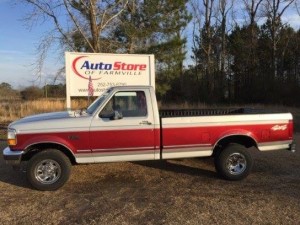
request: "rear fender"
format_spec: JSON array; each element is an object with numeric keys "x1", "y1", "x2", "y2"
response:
[{"x1": 213, "y1": 130, "x2": 258, "y2": 151}]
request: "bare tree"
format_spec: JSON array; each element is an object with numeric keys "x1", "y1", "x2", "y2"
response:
[
  {"x1": 240, "y1": 0, "x2": 263, "y2": 95},
  {"x1": 190, "y1": 0, "x2": 219, "y2": 101},
  {"x1": 243, "y1": 0, "x2": 264, "y2": 49},
  {"x1": 190, "y1": 0, "x2": 203, "y2": 102},
  {"x1": 263, "y1": 0, "x2": 295, "y2": 77},
  {"x1": 190, "y1": 0, "x2": 215, "y2": 70},
  {"x1": 22, "y1": 0, "x2": 129, "y2": 80},
  {"x1": 295, "y1": 0, "x2": 300, "y2": 15},
  {"x1": 243, "y1": 0, "x2": 264, "y2": 26},
  {"x1": 190, "y1": 0, "x2": 202, "y2": 67},
  {"x1": 216, "y1": 0, "x2": 234, "y2": 100},
  {"x1": 217, "y1": 0, "x2": 234, "y2": 72},
  {"x1": 203, "y1": 0, "x2": 215, "y2": 77}
]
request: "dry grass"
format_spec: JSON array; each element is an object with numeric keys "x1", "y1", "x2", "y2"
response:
[{"x1": 0, "y1": 98, "x2": 89, "y2": 123}]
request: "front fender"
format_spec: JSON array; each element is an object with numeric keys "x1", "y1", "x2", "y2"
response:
[{"x1": 18, "y1": 134, "x2": 77, "y2": 153}]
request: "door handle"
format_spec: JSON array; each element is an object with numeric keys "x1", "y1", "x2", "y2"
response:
[{"x1": 139, "y1": 121, "x2": 152, "y2": 125}]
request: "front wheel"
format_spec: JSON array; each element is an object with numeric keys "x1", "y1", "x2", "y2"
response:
[
  {"x1": 26, "y1": 149, "x2": 71, "y2": 191},
  {"x1": 214, "y1": 144, "x2": 253, "y2": 180}
]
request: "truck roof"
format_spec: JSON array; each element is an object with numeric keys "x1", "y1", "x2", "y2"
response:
[{"x1": 110, "y1": 85, "x2": 154, "y2": 90}]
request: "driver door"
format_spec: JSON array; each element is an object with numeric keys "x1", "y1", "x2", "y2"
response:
[{"x1": 89, "y1": 89, "x2": 155, "y2": 162}]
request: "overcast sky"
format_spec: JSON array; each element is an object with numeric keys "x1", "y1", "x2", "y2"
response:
[{"x1": 1, "y1": 0, "x2": 300, "y2": 89}]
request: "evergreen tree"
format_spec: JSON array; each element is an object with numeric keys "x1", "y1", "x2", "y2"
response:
[{"x1": 114, "y1": 0, "x2": 191, "y2": 100}]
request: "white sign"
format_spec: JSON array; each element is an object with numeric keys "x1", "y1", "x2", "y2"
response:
[{"x1": 65, "y1": 52, "x2": 155, "y2": 108}]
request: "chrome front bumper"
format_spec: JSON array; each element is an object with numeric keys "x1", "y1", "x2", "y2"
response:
[{"x1": 3, "y1": 147, "x2": 24, "y2": 165}]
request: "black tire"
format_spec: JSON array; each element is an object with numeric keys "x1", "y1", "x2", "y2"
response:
[
  {"x1": 214, "y1": 144, "x2": 253, "y2": 180},
  {"x1": 26, "y1": 149, "x2": 71, "y2": 191}
]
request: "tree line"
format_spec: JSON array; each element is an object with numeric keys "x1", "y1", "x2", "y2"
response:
[
  {"x1": 21, "y1": 0, "x2": 300, "y2": 105},
  {"x1": 0, "y1": 83, "x2": 65, "y2": 100}
]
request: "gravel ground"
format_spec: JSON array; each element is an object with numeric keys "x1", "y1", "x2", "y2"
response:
[{"x1": 0, "y1": 135, "x2": 299, "y2": 225}]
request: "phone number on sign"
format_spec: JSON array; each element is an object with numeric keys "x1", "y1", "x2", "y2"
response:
[{"x1": 97, "y1": 82, "x2": 127, "y2": 88}]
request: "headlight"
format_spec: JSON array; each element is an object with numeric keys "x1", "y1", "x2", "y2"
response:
[{"x1": 7, "y1": 128, "x2": 17, "y2": 146}]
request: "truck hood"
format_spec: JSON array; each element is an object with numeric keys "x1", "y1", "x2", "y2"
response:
[
  {"x1": 9, "y1": 111, "x2": 91, "y2": 133},
  {"x1": 10, "y1": 111, "x2": 75, "y2": 125}
]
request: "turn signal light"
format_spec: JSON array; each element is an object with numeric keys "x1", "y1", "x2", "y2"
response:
[
  {"x1": 8, "y1": 139, "x2": 17, "y2": 146},
  {"x1": 7, "y1": 128, "x2": 17, "y2": 146}
]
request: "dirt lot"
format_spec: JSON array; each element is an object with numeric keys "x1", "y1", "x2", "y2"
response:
[{"x1": 0, "y1": 136, "x2": 300, "y2": 225}]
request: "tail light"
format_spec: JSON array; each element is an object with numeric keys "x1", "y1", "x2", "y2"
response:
[{"x1": 288, "y1": 120, "x2": 294, "y2": 139}]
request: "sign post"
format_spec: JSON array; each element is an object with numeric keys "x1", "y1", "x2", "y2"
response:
[{"x1": 65, "y1": 52, "x2": 155, "y2": 109}]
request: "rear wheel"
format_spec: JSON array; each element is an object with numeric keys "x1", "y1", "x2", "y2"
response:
[
  {"x1": 26, "y1": 149, "x2": 71, "y2": 191},
  {"x1": 214, "y1": 144, "x2": 253, "y2": 180}
]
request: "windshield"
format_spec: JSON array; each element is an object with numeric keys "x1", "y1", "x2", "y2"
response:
[{"x1": 86, "y1": 88, "x2": 112, "y2": 114}]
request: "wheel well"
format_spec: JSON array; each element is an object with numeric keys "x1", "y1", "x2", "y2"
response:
[
  {"x1": 23, "y1": 143, "x2": 76, "y2": 164},
  {"x1": 213, "y1": 135, "x2": 258, "y2": 155}
]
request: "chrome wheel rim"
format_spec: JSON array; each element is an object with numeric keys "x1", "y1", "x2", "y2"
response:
[
  {"x1": 226, "y1": 153, "x2": 247, "y2": 175},
  {"x1": 34, "y1": 159, "x2": 61, "y2": 184}
]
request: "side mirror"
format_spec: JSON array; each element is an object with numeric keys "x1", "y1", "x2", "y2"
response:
[{"x1": 109, "y1": 111, "x2": 123, "y2": 120}]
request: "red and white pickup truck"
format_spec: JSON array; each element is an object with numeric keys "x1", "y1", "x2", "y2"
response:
[{"x1": 3, "y1": 86, "x2": 296, "y2": 190}]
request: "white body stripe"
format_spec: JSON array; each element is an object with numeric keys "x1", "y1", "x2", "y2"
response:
[
  {"x1": 258, "y1": 140, "x2": 292, "y2": 151},
  {"x1": 163, "y1": 150, "x2": 213, "y2": 159},
  {"x1": 162, "y1": 113, "x2": 292, "y2": 128},
  {"x1": 76, "y1": 152, "x2": 154, "y2": 163}
]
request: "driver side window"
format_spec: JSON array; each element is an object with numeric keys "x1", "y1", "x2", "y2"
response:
[{"x1": 100, "y1": 91, "x2": 147, "y2": 118}]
